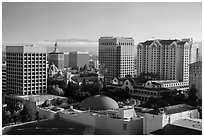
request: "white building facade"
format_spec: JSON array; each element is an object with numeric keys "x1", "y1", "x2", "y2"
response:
[
  {"x1": 137, "y1": 39, "x2": 190, "y2": 81},
  {"x1": 143, "y1": 104, "x2": 200, "y2": 134},
  {"x1": 6, "y1": 45, "x2": 47, "y2": 95}
]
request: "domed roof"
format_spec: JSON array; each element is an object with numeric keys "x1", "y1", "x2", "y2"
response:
[{"x1": 79, "y1": 95, "x2": 119, "y2": 110}]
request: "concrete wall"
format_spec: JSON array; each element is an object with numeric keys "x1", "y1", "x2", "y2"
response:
[
  {"x1": 59, "y1": 110, "x2": 143, "y2": 135},
  {"x1": 128, "y1": 118, "x2": 143, "y2": 135},
  {"x1": 59, "y1": 111, "x2": 95, "y2": 127},
  {"x1": 143, "y1": 113, "x2": 162, "y2": 134}
]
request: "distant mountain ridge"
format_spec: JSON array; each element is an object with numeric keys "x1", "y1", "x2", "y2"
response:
[{"x1": 45, "y1": 38, "x2": 97, "y2": 43}]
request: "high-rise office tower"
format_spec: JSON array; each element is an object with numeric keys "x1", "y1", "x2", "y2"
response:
[
  {"x1": 48, "y1": 42, "x2": 64, "y2": 70},
  {"x1": 137, "y1": 39, "x2": 190, "y2": 81},
  {"x1": 6, "y1": 45, "x2": 47, "y2": 95},
  {"x1": 99, "y1": 37, "x2": 134, "y2": 80},
  {"x1": 69, "y1": 51, "x2": 89, "y2": 69},
  {"x1": 189, "y1": 61, "x2": 202, "y2": 101}
]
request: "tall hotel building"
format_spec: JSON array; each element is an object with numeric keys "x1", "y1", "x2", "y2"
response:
[
  {"x1": 99, "y1": 37, "x2": 134, "y2": 80},
  {"x1": 137, "y1": 39, "x2": 190, "y2": 81},
  {"x1": 6, "y1": 45, "x2": 47, "y2": 95}
]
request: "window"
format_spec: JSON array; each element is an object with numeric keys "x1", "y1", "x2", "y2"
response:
[{"x1": 123, "y1": 123, "x2": 127, "y2": 130}]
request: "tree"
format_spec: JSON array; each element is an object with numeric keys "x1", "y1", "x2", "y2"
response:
[
  {"x1": 186, "y1": 85, "x2": 198, "y2": 107},
  {"x1": 20, "y1": 105, "x2": 32, "y2": 122},
  {"x1": 2, "y1": 110, "x2": 11, "y2": 126},
  {"x1": 97, "y1": 79, "x2": 104, "y2": 93},
  {"x1": 148, "y1": 97, "x2": 157, "y2": 108},
  {"x1": 83, "y1": 64, "x2": 89, "y2": 72},
  {"x1": 35, "y1": 111, "x2": 39, "y2": 121},
  {"x1": 42, "y1": 100, "x2": 51, "y2": 108},
  {"x1": 156, "y1": 99, "x2": 169, "y2": 108},
  {"x1": 51, "y1": 85, "x2": 64, "y2": 96},
  {"x1": 56, "y1": 98, "x2": 63, "y2": 106}
]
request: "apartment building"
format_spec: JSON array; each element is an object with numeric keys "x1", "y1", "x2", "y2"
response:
[{"x1": 137, "y1": 39, "x2": 190, "y2": 81}]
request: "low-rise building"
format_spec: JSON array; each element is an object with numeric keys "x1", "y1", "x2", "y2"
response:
[
  {"x1": 108, "y1": 78, "x2": 186, "y2": 101},
  {"x1": 144, "y1": 80, "x2": 189, "y2": 91},
  {"x1": 37, "y1": 95, "x2": 143, "y2": 135},
  {"x1": 151, "y1": 118, "x2": 202, "y2": 135},
  {"x1": 143, "y1": 104, "x2": 200, "y2": 134}
]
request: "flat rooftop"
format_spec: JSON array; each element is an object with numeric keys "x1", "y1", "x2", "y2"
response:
[
  {"x1": 147, "y1": 104, "x2": 197, "y2": 115},
  {"x1": 3, "y1": 118, "x2": 88, "y2": 135},
  {"x1": 151, "y1": 118, "x2": 202, "y2": 135},
  {"x1": 172, "y1": 118, "x2": 202, "y2": 131}
]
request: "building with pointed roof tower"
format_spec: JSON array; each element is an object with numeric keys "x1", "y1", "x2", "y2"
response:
[{"x1": 48, "y1": 42, "x2": 64, "y2": 70}]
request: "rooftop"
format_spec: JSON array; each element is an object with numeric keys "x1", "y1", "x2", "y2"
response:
[
  {"x1": 133, "y1": 85, "x2": 171, "y2": 92},
  {"x1": 177, "y1": 41, "x2": 187, "y2": 45},
  {"x1": 158, "y1": 39, "x2": 179, "y2": 45},
  {"x1": 171, "y1": 118, "x2": 202, "y2": 131},
  {"x1": 71, "y1": 75, "x2": 98, "y2": 83},
  {"x1": 2, "y1": 118, "x2": 88, "y2": 135},
  {"x1": 141, "y1": 40, "x2": 154, "y2": 45},
  {"x1": 147, "y1": 104, "x2": 197, "y2": 115},
  {"x1": 149, "y1": 80, "x2": 179, "y2": 85},
  {"x1": 151, "y1": 124, "x2": 202, "y2": 135},
  {"x1": 79, "y1": 95, "x2": 119, "y2": 110},
  {"x1": 189, "y1": 61, "x2": 202, "y2": 67}
]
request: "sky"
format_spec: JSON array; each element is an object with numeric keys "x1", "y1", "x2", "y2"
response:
[{"x1": 2, "y1": 2, "x2": 202, "y2": 44}]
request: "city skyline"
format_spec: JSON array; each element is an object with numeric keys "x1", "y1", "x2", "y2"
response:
[{"x1": 2, "y1": 2, "x2": 202, "y2": 44}]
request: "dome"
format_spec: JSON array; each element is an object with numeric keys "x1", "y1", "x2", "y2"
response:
[{"x1": 79, "y1": 95, "x2": 119, "y2": 110}]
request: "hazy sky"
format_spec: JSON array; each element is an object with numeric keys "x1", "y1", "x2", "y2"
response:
[{"x1": 2, "y1": 2, "x2": 202, "y2": 43}]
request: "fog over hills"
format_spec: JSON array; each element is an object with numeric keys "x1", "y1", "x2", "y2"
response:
[
  {"x1": 2, "y1": 39, "x2": 202, "y2": 57},
  {"x1": 2, "y1": 39, "x2": 99, "y2": 55}
]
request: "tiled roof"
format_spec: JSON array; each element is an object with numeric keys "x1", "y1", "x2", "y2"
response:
[
  {"x1": 133, "y1": 85, "x2": 171, "y2": 92},
  {"x1": 150, "y1": 80, "x2": 179, "y2": 85},
  {"x1": 146, "y1": 104, "x2": 196, "y2": 115},
  {"x1": 158, "y1": 40, "x2": 178, "y2": 45},
  {"x1": 117, "y1": 78, "x2": 136, "y2": 85},
  {"x1": 177, "y1": 41, "x2": 187, "y2": 45},
  {"x1": 141, "y1": 40, "x2": 154, "y2": 45}
]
